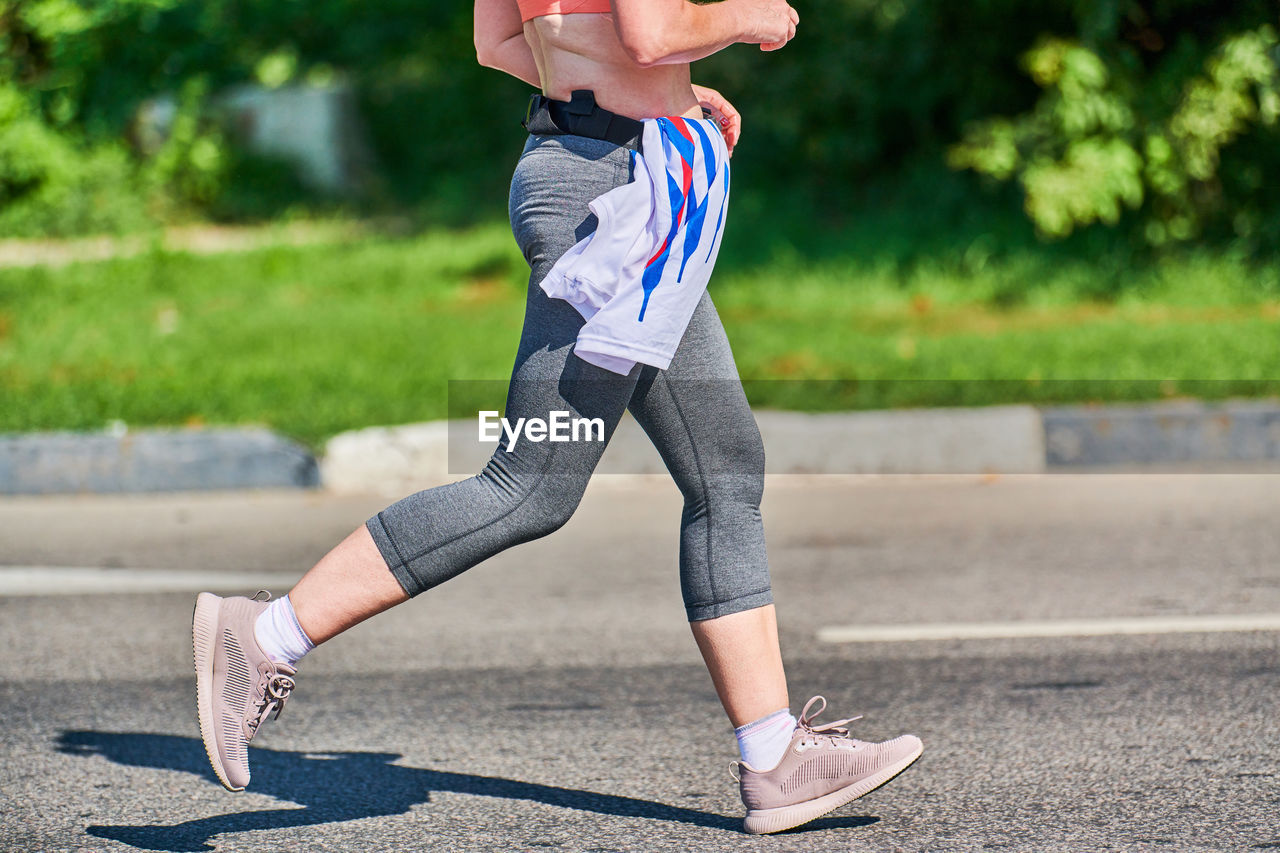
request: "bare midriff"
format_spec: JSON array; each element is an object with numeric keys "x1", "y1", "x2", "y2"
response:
[{"x1": 523, "y1": 13, "x2": 703, "y2": 121}]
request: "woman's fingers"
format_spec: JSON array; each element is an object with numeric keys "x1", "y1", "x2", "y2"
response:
[
  {"x1": 720, "y1": 105, "x2": 742, "y2": 155},
  {"x1": 692, "y1": 83, "x2": 742, "y2": 155},
  {"x1": 759, "y1": 31, "x2": 792, "y2": 50}
]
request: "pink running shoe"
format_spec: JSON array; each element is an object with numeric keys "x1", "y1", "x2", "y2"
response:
[
  {"x1": 192, "y1": 591, "x2": 297, "y2": 792},
  {"x1": 735, "y1": 696, "x2": 923, "y2": 835}
]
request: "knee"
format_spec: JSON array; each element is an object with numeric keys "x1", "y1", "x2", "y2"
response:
[
  {"x1": 519, "y1": 483, "x2": 582, "y2": 540},
  {"x1": 479, "y1": 462, "x2": 587, "y2": 542},
  {"x1": 685, "y1": 424, "x2": 766, "y2": 509}
]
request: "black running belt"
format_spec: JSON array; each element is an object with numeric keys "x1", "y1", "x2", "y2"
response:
[{"x1": 522, "y1": 89, "x2": 644, "y2": 150}]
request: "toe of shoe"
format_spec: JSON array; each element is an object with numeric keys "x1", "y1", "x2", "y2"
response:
[
  {"x1": 885, "y1": 734, "x2": 924, "y2": 763},
  {"x1": 224, "y1": 762, "x2": 250, "y2": 791}
]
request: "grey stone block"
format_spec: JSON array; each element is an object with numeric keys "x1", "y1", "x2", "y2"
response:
[
  {"x1": 752, "y1": 406, "x2": 1045, "y2": 475},
  {"x1": 0, "y1": 429, "x2": 319, "y2": 494},
  {"x1": 1042, "y1": 399, "x2": 1280, "y2": 466}
]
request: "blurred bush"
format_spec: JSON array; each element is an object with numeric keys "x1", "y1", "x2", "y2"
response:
[
  {"x1": 0, "y1": 82, "x2": 149, "y2": 236},
  {"x1": 949, "y1": 19, "x2": 1279, "y2": 248},
  {"x1": 1, "y1": 0, "x2": 1277, "y2": 252}
]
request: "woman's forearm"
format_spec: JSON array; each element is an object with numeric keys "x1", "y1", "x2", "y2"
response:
[
  {"x1": 475, "y1": 0, "x2": 541, "y2": 87},
  {"x1": 478, "y1": 33, "x2": 541, "y2": 88}
]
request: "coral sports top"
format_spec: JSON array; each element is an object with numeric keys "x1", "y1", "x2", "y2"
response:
[{"x1": 517, "y1": 0, "x2": 610, "y2": 22}]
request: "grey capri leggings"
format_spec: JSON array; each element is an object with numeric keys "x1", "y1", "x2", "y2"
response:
[{"x1": 365, "y1": 132, "x2": 772, "y2": 621}]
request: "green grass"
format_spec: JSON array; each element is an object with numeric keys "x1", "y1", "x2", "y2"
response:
[
  {"x1": 718, "y1": 246, "x2": 1280, "y2": 410},
  {"x1": 2, "y1": 219, "x2": 1278, "y2": 450}
]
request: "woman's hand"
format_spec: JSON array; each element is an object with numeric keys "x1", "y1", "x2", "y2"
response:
[
  {"x1": 739, "y1": 0, "x2": 798, "y2": 51},
  {"x1": 692, "y1": 83, "x2": 742, "y2": 156}
]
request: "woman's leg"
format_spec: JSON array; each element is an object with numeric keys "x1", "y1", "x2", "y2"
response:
[
  {"x1": 193, "y1": 135, "x2": 642, "y2": 791},
  {"x1": 690, "y1": 604, "x2": 787, "y2": 727},
  {"x1": 628, "y1": 291, "x2": 924, "y2": 833},
  {"x1": 284, "y1": 135, "x2": 640, "y2": 644},
  {"x1": 288, "y1": 525, "x2": 405, "y2": 644},
  {"x1": 626, "y1": 291, "x2": 789, "y2": 727}
]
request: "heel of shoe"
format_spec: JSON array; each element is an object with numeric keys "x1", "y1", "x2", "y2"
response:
[{"x1": 192, "y1": 593, "x2": 220, "y2": 677}]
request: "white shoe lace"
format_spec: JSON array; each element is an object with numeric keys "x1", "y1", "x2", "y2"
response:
[
  {"x1": 246, "y1": 671, "x2": 295, "y2": 734},
  {"x1": 794, "y1": 695, "x2": 863, "y2": 747}
]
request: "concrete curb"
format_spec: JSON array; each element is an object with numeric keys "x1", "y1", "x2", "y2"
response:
[
  {"x1": 3, "y1": 399, "x2": 1278, "y2": 495},
  {"x1": 321, "y1": 399, "x2": 1280, "y2": 494},
  {"x1": 320, "y1": 405, "x2": 1046, "y2": 495},
  {"x1": 0, "y1": 428, "x2": 318, "y2": 495}
]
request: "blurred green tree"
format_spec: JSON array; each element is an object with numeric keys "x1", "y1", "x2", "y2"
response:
[
  {"x1": 948, "y1": 10, "x2": 1279, "y2": 246},
  {"x1": 2, "y1": 0, "x2": 1278, "y2": 252}
]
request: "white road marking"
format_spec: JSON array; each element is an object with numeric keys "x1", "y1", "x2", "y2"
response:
[
  {"x1": 816, "y1": 613, "x2": 1280, "y2": 643},
  {"x1": 0, "y1": 567, "x2": 302, "y2": 596}
]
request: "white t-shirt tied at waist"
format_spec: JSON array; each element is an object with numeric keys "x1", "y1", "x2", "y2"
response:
[{"x1": 539, "y1": 115, "x2": 731, "y2": 375}]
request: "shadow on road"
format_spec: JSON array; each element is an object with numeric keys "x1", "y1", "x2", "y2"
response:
[{"x1": 57, "y1": 731, "x2": 878, "y2": 851}]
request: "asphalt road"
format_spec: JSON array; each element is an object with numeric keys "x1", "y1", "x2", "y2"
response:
[{"x1": 1, "y1": 473, "x2": 1278, "y2": 852}]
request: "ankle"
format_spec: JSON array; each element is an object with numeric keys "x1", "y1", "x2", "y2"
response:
[
  {"x1": 253, "y1": 594, "x2": 315, "y2": 666},
  {"x1": 735, "y1": 708, "x2": 797, "y2": 771}
]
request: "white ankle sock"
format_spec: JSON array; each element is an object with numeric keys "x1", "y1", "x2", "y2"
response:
[
  {"x1": 253, "y1": 594, "x2": 314, "y2": 666},
  {"x1": 734, "y1": 708, "x2": 797, "y2": 771}
]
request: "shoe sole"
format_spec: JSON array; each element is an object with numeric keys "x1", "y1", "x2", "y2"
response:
[
  {"x1": 193, "y1": 592, "x2": 243, "y2": 792},
  {"x1": 742, "y1": 739, "x2": 924, "y2": 835}
]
